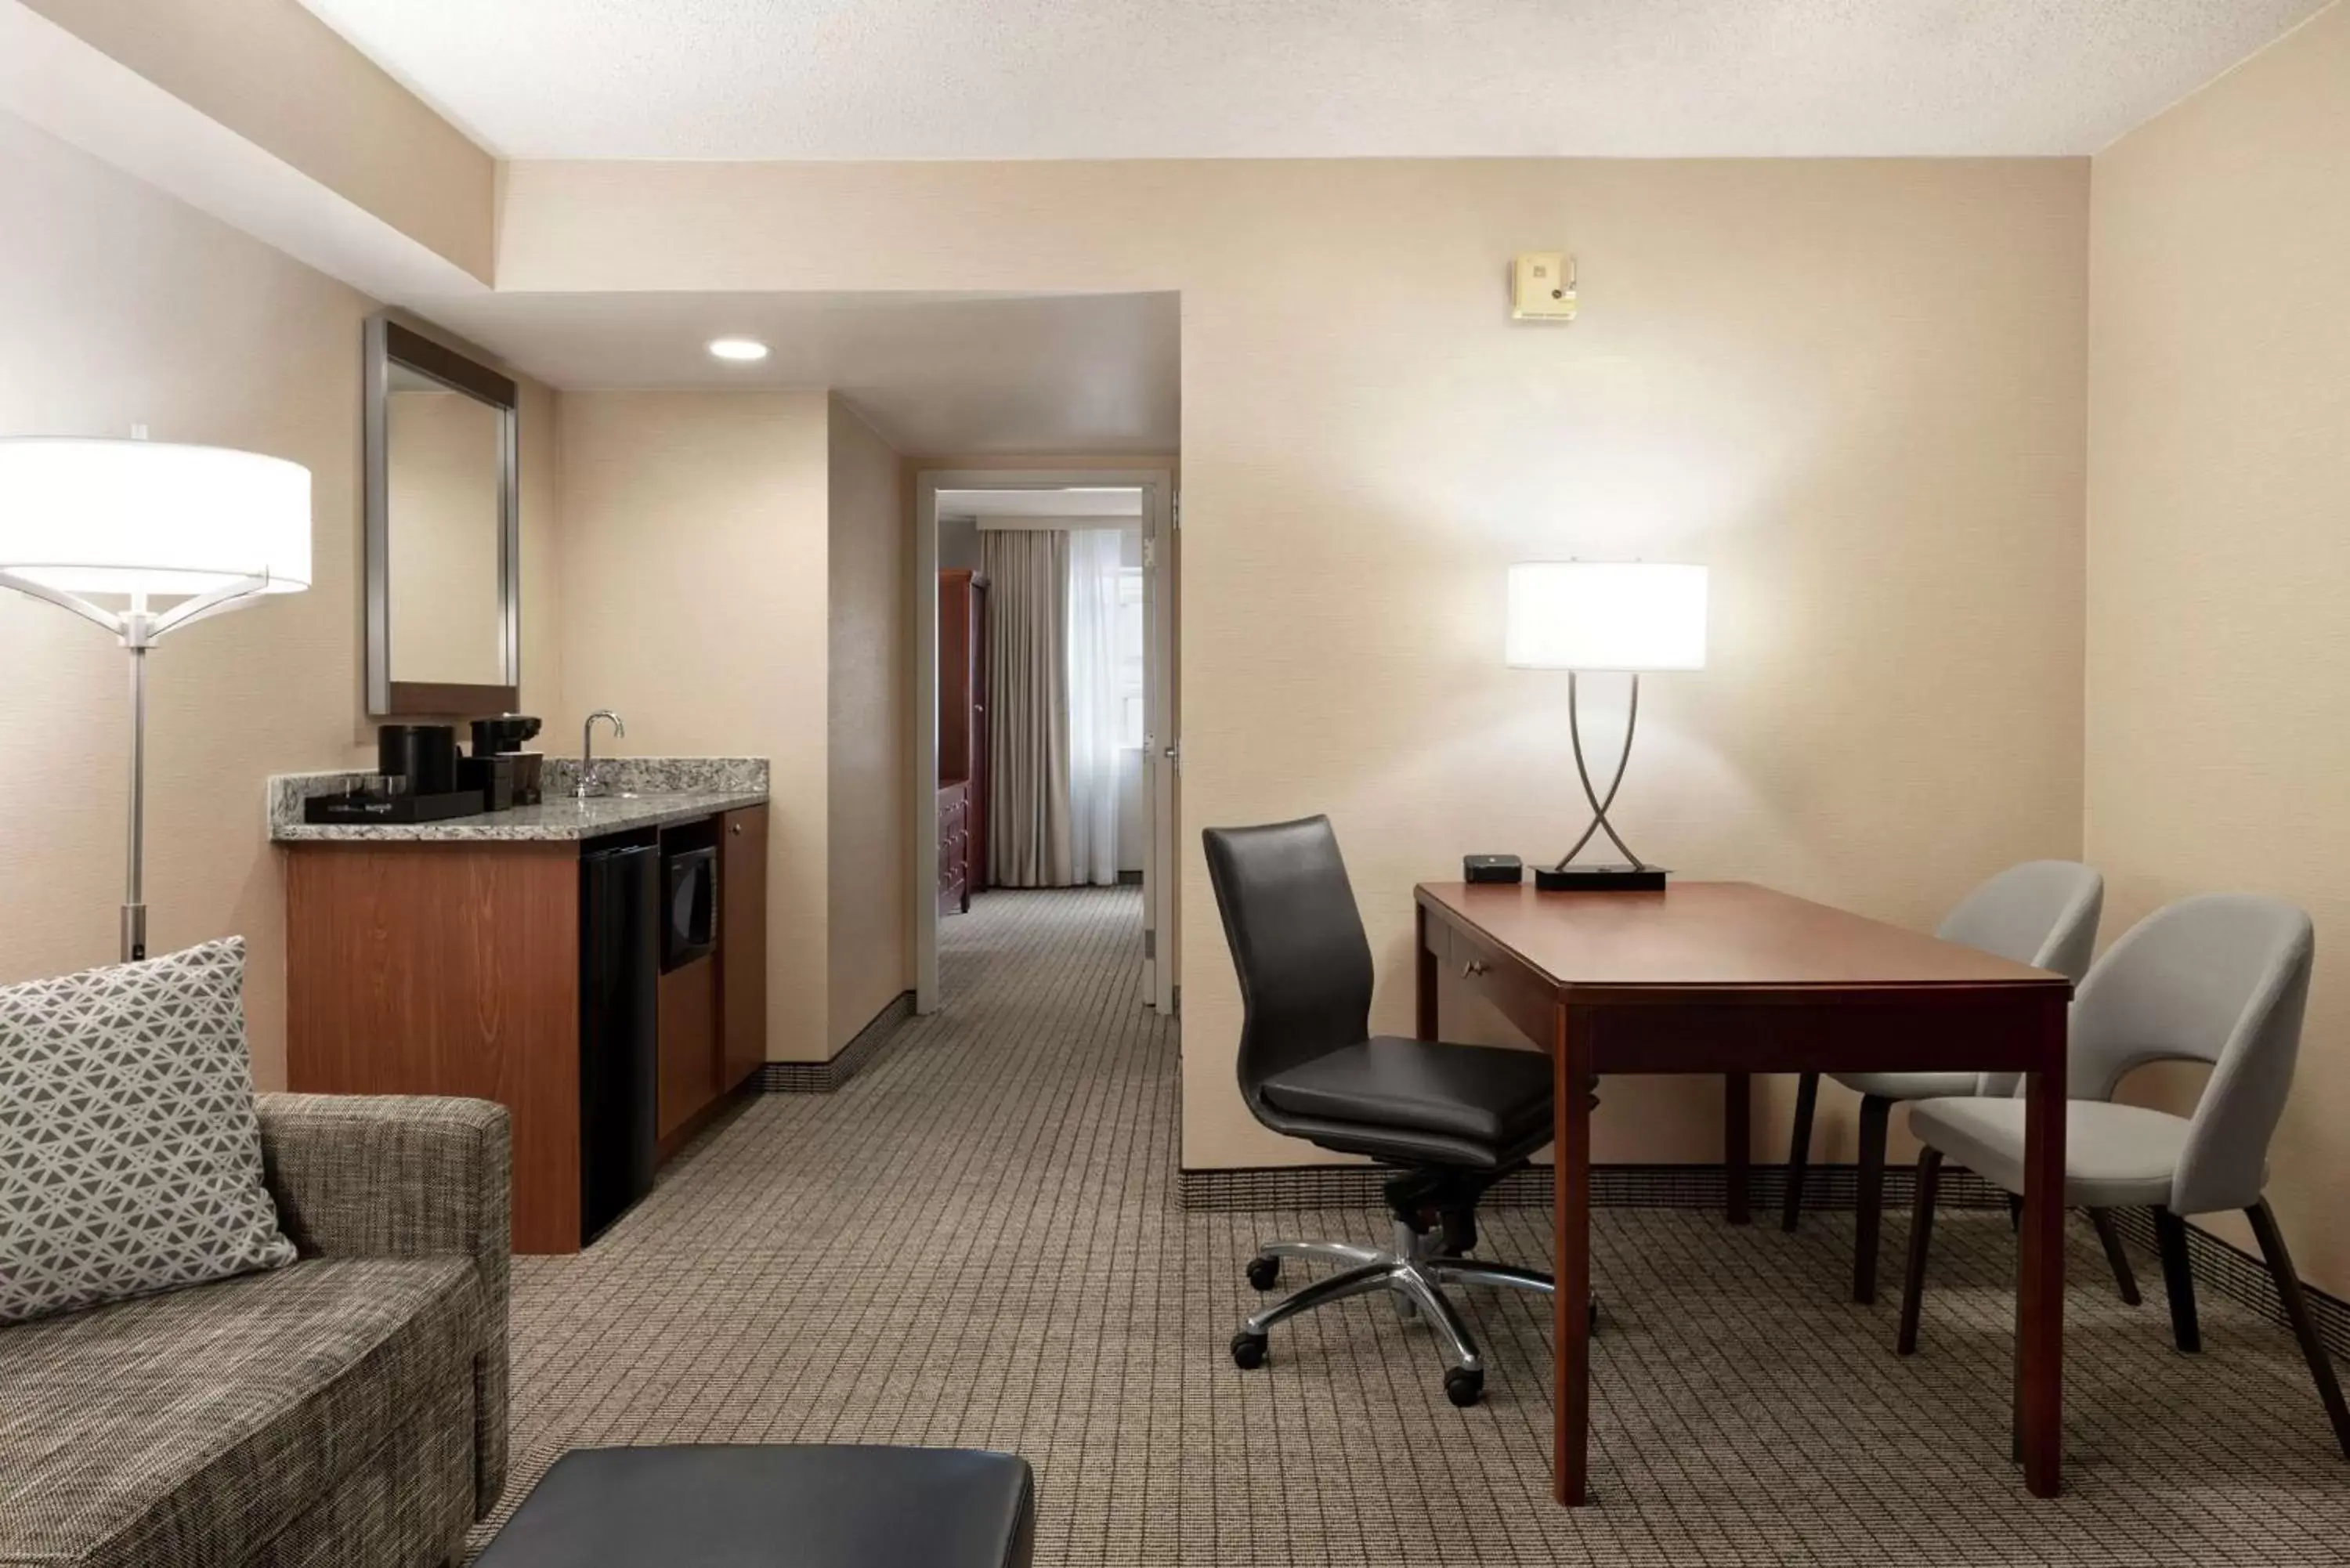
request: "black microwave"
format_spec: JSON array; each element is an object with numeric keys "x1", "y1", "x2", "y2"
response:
[{"x1": 663, "y1": 844, "x2": 717, "y2": 970}]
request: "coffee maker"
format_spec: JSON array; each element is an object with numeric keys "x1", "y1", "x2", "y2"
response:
[{"x1": 461, "y1": 714, "x2": 544, "y2": 809}]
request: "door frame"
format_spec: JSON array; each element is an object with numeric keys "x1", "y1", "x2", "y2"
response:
[{"x1": 913, "y1": 467, "x2": 1178, "y2": 1014}]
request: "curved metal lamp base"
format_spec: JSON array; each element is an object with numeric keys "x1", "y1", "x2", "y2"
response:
[
  {"x1": 1536, "y1": 863, "x2": 1668, "y2": 892},
  {"x1": 1546, "y1": 671, "x2": 1666, "y2": 889}
]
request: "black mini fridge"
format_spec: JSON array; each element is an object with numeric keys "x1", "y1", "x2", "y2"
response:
[{"x1": 579, "y1": 840, "x2": 659, "y2": 1243}]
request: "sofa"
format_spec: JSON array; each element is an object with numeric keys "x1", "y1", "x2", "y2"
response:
[{"x1": 0, "y1": 1094, "x2": 511, "y2": 1568}]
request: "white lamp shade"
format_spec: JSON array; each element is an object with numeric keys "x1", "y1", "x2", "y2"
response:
[
  {"x1": 0, "y1": 438, "x2": 311, "y2": 597},
  {"x1": 1506, "y1": 562, "x2": 1707, "y2": 671}
]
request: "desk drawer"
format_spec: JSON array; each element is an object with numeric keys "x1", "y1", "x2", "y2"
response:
[{"x1": 1447, "y1": 919, "x2": 1557, "y2": 1048}]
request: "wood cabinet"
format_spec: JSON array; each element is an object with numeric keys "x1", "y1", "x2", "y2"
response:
[
  {"x1": 939, "y1": 569, "x2": 990, "y2": 905},
  {"x1": 284, "y1": 803, "x2": 768, "y2": 1254},
  {"x1": 656, "y1": 956, "x2": 718, "y2": 1142},
  {"x1": 285, "y1": 840, "x2": 584, "y2": 1254},
  {"x1": 718, "y1": 804, "x2": 768, "y2": 1094}
]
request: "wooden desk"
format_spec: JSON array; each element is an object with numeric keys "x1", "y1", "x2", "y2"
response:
[{"x1": 1414, "y1": 880, "x2": 2071, "y2": 1506}]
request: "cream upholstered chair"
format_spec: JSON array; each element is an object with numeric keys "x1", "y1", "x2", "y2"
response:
[
  {"x1": 1896, "y1": 894, "x2": 2348, "y2": 1459},
  {"x1": 1781, "y1": 861, "x2": 2106, "y2": 1302}
]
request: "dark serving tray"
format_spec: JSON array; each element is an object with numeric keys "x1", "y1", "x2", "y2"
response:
[{"x1": 304, "y1": 789, "x2": 487, "y2": 825}]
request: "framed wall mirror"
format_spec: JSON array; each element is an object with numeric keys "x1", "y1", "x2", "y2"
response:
[{"x1": 364, "y1": 314, "x2": 520, "y2": 716}]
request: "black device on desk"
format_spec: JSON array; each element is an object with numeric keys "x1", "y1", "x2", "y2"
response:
[{"x1": 1464, "y1": 854, "x2": 1524, "y2": 884}]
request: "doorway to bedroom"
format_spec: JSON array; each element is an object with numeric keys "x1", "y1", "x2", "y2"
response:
[{"x1": 916, "y1": 470, "x2": 1179, "y2": 1021}]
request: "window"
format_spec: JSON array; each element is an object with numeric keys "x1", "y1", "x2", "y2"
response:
[{"x1": 1115, "y1": 566, "x2": 1146, "y2": 749}]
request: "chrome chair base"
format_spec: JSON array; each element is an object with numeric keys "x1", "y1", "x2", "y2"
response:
[{"x1": 1230, "y1": 1222, "x2": 1557, "y2": 1407}]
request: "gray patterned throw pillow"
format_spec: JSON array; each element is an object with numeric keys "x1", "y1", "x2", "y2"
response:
[{"x1": 0, "y1": 937, "x2": 295, "y2": 1324}]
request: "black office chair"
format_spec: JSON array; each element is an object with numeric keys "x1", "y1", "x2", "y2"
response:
[{"x1": 1205, "y1": 815, "x2": 1556, "y2": 1407}]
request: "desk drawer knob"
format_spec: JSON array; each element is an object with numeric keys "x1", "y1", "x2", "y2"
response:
[{"x1": 1462, "y1": 959, "x2": 1490, "y2": 978}]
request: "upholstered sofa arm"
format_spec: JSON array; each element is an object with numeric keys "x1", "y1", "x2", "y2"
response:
[{"x1": 255, "y1": 1093, "x2": 512, "y2": 1516}]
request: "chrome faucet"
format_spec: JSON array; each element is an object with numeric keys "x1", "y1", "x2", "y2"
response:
[{"x1": 578, "y1": 710, "x2": 627, "y2": 800}]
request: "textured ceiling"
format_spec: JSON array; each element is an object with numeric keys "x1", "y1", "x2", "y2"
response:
[
  {"x1": 418, "y1": 291, "x2": 1178, "y2": 455},
  {"x1": 296, "y1": 0, "x2": 2328, "y2": 159}
]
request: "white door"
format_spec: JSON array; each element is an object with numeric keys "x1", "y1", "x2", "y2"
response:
[{"x1": 1142, "y1": 481, "x2": 1178, "y2": 1013}]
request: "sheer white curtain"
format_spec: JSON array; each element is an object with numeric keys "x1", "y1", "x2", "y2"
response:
[{"x1": 1065, "y1": 528, "x2": 1125, "y2": 887}]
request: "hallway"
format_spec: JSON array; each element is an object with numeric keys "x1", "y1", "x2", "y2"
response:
[{"x1": 485, "y1": 887, "x2": 2350, "y2": 1566}]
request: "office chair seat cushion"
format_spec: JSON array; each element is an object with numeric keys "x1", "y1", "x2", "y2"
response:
[
  {"x1": 1830, "y1": 1070, "x2": 1984, "y2": 1103},
  {"x1": 1258, "y1": 1038, "x2": 1553, "y2": 1152},
  {"x1": 1908, "y1": 1097, "x2": 2206, "y2": 1210},
  {"x1": 473, "y1": 1444, "x2": 1035, "y2": 1568}
]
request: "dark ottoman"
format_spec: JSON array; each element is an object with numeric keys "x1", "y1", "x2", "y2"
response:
[{"x1": 474, "y1": 1445, "x2": 1036, "y2": 1567}]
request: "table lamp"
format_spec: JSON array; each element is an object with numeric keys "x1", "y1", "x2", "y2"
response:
[
  {"x1": 1506, "y1": 561, "x2": 1707, "y2": 891},
  {"x1": 0, "y1": 436, "x2": 312, "y2": 960}
]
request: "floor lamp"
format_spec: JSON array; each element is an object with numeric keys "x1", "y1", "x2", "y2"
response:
[
  {"x1": 0, "y1": 437, "x2": 312, "y2": 962},
  {"x1": 1506, "y1": 561, "x2": 1708, "y2": 891}
]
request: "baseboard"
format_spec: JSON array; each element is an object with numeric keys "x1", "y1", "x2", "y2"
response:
[
  {"x1": 1175, "y1": 1161, "x2": 2007, "y2": 1214},
  {"x1": 757, "y1": 991, "x2": 913, "y2": 1093},
  {"x1": 1175, "y1": 1160, "x2": 2350, "y2": 1363},
  {"x1": 2109, "y1": 1207, "x2": 2350, "y2": 1365}
]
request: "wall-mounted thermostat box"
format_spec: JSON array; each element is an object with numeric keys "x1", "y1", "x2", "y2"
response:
[{"x1": 1512, "y1": 253, "x2": 1578, "y2": 321}]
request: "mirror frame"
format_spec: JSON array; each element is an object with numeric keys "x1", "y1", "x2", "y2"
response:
[{"x1": 363, "y1": 313, "x2": 522, "y2": 717}]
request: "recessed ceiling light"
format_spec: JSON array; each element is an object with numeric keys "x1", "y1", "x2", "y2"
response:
[{"x1": 707, "y1": 337, "x2": 769, "y2": 362}]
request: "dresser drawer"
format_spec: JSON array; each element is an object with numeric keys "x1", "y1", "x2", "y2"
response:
[{"x1": 938, "y1": 779, "x2": 971, "y2": 911}]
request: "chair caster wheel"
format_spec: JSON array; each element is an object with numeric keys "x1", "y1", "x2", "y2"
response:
[
  {"x1": 1230, "y1": 1330, "x2": 1270, "y2": 1369},
  {"x1": 1444, "y1": 1367, "x2": 1484, "y2": 1407},
  {"x1": 1245, "y1": 1255, "x2": 1280, "y2": 1291}
]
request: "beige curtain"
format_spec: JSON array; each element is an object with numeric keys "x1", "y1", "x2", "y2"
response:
[{"x1": 984, "y1": 529, "x2": 1073, "y2": 886}]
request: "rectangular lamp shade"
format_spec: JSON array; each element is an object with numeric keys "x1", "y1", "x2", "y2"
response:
[
  {"x1": 1506, "y1": 561, "x2": 1708, "y2": 671},
  {"x1": 0, "y1": 437, "x2": 311, "y2": 597}
]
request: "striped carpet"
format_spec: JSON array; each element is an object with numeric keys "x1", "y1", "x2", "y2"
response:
[{"x1": 475, "y1": 886, "x2": 2350, "y2": 1564}]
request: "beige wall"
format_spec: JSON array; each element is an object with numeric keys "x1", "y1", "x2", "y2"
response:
[
  {"x1": 501, "y1": 157, "x2": 2093, "y2": 1169},
  {"x1": 554, "y1": 392, "x2": 833, "y2": 1060},
  {"x1": 19, "y1": 0, "x2": 494, "y2": 280},
  {"x1": 0, "y1": 111, "x2": 558, "y2": 1087},
  {"x1": 2085, "y1": 2, "x2": 2350, "y2": 1292},
  {"x1": 826, "y1": 397, "x2": 913, "y2": 1048}
]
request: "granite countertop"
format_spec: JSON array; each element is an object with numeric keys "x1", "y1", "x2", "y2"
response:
[{"x1": 268, "y1": 757, "x2": 768, "y2": 844}]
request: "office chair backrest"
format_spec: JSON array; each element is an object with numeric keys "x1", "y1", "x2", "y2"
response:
[
  {"x1": 1936, "y1": 860, "x2": 2103, "y2": 1094},
  {"x1": 2068, "y1": 894, "x2": 2314, "y2": 1216},
  {"x1": 1202, "y1": 816, "x2": 1376, "y2": 1110}
]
